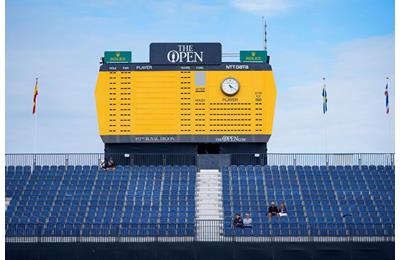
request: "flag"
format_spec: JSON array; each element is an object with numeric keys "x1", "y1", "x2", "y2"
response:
[
  {"x1": 384, "y1": 83, "x2": 389, "y2": 114},
  {"x1": 322, "y1": 83, "x2": 328, "y2": 114},
  {"x1": 32, "y1": 78, "x2": 38, "y2": 115}
]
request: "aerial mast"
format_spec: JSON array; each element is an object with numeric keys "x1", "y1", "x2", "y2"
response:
[{"x1": 262, "y1": 16, "x2": 267, "y2": 51}]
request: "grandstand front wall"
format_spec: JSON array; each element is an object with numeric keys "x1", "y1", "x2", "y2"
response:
[{"x1": 6, "y1": 242, "x2": 395, "y2": 260}]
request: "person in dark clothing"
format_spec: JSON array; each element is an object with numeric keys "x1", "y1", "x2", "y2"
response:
[
  {"x1": 107, "y1": 157, "x2": 115, "y2": 170},
  {"x1": 233, "y1": 213, "x2": 244, "y2": 228},
  {"x1": 102, "y1": 157, "x2": 116, "y2": 170},
  {"x1": 268, "y1": 201, "x2": 279, "y2": 220}
]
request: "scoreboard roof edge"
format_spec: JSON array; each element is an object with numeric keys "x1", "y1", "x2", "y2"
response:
[{"x1": 102, "y1": 43, "x2": 272, "y2": 68}]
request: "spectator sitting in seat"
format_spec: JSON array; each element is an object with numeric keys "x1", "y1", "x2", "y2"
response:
[
  {"x1": 268, "y1": 201, "x2": 279, "y2": 220},
  {"x1": 233, "y1": 213, "x2": 244, "y2": 228},
  {"x1": 279, "y1": 202, "x2": 288, "y2": 217},
  {"x1": 104, "y1": 157, "x2": 116, "y2": 171},
  {"x1": 243, "y1": 213, "x2": 252, "y2": 228}
]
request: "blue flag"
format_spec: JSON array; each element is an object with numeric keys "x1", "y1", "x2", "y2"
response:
[{"x1": 322, "y1": 84, "x2": 328, "y2": 114}]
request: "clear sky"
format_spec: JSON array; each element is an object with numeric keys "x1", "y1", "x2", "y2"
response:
[{"x1": 5, "y1": 0, "x2": 395, "y2": 153}]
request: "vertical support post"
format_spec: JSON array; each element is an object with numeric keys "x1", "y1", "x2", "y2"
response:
[
  {"x1": 37, "y1": 224, "x2": 42, "y2": 243},
  {"x1": 163, "y1": 154, "x2": 166, "y2": 167},
  {"x1": 325, "y1": 154, "x2": 329, "y2": 168},
  {"x1": 129, "y1": 154, "x2": 134, "y2": 166},
  {"x1": 33, "y1": 154, "x2": 36, "y2": 169},
  {"x1": 98, "y1": 158, "x2": 102, "y2": 170},
  {"x1": 391, "y1": 153, "x2": 394, "y2": 170},
  {"x1": 358, "y1": 154, "x2": 362, "y2": 170},
  {"x1": 293, "y1": 155, "x2": 297, "y2": 168},
  {"x1": 261, "y1": 153, "x2": 264, "y2": 166},
  {"x1": 65, "y1": 156, "x2": 69, "y2": 168}
]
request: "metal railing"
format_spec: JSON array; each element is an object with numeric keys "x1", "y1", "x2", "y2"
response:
[
  {"x1": 231, "y1": 153, "x2": 395, "y2": 167},
  {"x1": 5, "y1": 153, "x2": 395, "y2": 168},
  {"x1": 5, "y1": 221, "x2": 394, "y2": 243},
  {"x1": 5, "y1": 153, "x2": 197, "y2": 168}
]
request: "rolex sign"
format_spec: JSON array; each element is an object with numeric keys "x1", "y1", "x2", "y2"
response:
[{"x1": 150, "y1": 43, "x2": 222, "y2": 65}]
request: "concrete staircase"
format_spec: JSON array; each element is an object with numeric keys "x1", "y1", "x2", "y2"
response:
[{"x1": 195, "y1": 169, "x2": 223, "y2": 241}]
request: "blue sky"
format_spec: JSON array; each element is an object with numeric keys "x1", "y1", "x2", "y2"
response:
[{"x1": 5, "y1": 0, "x2": 395, "y2": 153}]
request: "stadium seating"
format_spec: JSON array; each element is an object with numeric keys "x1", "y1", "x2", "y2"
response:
[
  {"x1": 5, "y1": 165, "x2": 196, "y2": 237},
  {"x1": 5, "y1": 163, "x2": 394, "y2": 237},
  {"x1": 222, "y1": 165, "x2": 394, "y2": 236}
]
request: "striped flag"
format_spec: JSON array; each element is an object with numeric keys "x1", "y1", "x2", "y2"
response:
[
  {"x1": 384, "y1": 83, "x2": 389, "y2": 114},
  {"x1": 322, "y1": 83, "x2": 328, "y2": 114},
  {"x1": 32, "y1": 78, "x2": 38, "y2": 115}
]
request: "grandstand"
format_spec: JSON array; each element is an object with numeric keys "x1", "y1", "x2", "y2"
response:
[{"x1": 5, "y1": 153, "x2": 395, "y2": 259}]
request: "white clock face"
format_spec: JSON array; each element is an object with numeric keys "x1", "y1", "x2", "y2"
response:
[{"x1": 221, "y1": 78, "x2": 240, "y2": 96}]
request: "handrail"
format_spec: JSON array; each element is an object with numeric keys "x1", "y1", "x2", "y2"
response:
[
  {"x1": 5, "y1": 153, "x2": 395, "y2": 167},
  {"x1": 5, "y1": 222, "x2": 394, "y2": 243}
]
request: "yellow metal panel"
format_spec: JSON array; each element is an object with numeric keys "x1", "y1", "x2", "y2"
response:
[{"x1": 95, "y1": 69, "x2": 277, "y2": 136}]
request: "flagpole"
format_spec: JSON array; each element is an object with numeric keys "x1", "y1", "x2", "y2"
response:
[
  {"x1": 386, "y1": 76, "x2": 390, "y2": 145},
  {"x1": 34, "y1": 112, "x2": 37, "y2": 153},
  {"x1": 323, "y1": 77, "x2": 328, "y2": 154}
]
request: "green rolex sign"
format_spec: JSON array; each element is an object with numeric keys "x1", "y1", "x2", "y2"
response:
[
  {"x1": 104, "y1": 51, "x2": 132, "y2": 63},
  {"x1": 240, "y1": 50, "x2": 267, "y2": 62}
]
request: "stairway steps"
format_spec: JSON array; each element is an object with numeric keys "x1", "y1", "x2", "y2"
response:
[{"x1": 195, "y1": 169, "x2": 223, "y2": 240}]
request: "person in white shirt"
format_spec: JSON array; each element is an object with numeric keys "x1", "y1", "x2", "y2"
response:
[
  {"x1": 243, "y1": 213, "x2": 252, "y2": 228},
  {"x1": 279, "y1": 202, "x2": 288, "y2": 217}
]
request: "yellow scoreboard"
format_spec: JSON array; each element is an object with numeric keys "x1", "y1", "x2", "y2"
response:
[{"x1": 95, "y1": 43, "x2": 277, "y2": 144}]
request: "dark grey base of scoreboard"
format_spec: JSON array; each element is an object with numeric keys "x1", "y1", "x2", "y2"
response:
[
  {"x1": 104, "y1": 142, "x2": 267, "y2": 155},
  {"x1": 104, "y1": 142, "x2": 268, "y2": 166}
]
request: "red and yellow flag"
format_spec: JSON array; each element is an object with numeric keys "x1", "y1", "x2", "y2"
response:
[{"x1": 32, "y1": 78, "x2": 38, "y2": 115}]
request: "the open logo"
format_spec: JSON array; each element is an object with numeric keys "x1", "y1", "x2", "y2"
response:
[{"x1": 166, "y1": 45, "x2": 203, "y2": 63}]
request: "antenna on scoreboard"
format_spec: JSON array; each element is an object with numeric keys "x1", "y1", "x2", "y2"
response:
[{"x1": 262, "y1": 16, "x2": 267, "y2": 51}]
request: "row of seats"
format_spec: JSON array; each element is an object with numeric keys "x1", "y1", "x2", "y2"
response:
[
  {"x1": 6, "y1": 223, "x2": 195, "y2": 237},
  {"x1": 224, "y1": 223, "x2": 394, "y2": 236}
]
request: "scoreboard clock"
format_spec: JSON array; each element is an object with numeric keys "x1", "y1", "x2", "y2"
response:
[{"x1": 221, "y1": 77, "x2": 240, "y2": 96}]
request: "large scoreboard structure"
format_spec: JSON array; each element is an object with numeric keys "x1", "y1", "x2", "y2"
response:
[{"x1": 95, "y1": 43, "x2": 277, "y2": 154}]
